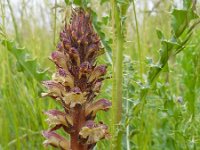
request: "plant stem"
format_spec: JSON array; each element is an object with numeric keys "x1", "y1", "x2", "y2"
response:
[
  {"x1": 53, "y1": 0, "x2": 57, "y2": 46},
  {"x1": 126, "y1": 94, "x2": 130, "y2": 150},
  {"x1": 6, "y1": 0, "x2": 20, "y2": 44},
  {"x1": 70, "y1": 106, "x2": 87, "y2": 150},
  {"x1": 110, "y1": 0, "x2": 124, "y2": 149},
  {"x1": 132, "y1": 0, "x2": 143, "y2": 79},
  {"x1": 0, "y1": 0, "x2": 6, "y2": 36}
]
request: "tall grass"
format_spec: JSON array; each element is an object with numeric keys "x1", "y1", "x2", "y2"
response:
[{"x1": 0, "y1": 0, "x2": 200, "y2": 149}]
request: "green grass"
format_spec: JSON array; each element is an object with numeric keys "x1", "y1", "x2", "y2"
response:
[{"x1": 0, "y1": 0, "x2": 200, "y2": 149}]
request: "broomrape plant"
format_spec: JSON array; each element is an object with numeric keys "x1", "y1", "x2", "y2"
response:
[{"x1": 41, "y1": 8, "x2": 111, "y2": 150}]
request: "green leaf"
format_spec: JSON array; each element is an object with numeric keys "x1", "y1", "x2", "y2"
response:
[
  {"x1": 171, "y1": 9, "x2": 198, "y2": 37},
  {"x1": 161, "y1": 40, "x2": 179, "y2": 52},
  {"x1": 147, "y1": 65, "x2": 161, "y2": 84},
  {"x1": 183, "y1": 0, "x2": 192, "y2": 9},
  {"x1": 117, "y1": 0, "x2": 129, "y2": 5},
  {"x1": 64, "y1": 0, "x2": 70, "y2": 5},
  {"x1": 1, "y1": 39, "x2": 49, "y2": 82},
  {"x1": 73, "y1": 0, "x2": 82, "y2": 5},
  {"x1": 158, "y1": 40, "x2": 179, "y2": 66},
  {"x1": 100, "y1": 0, "x2": 109, "y2": 5},
  {"x1": 156, "y1": 29, "x2": 164, "y2": 40}
]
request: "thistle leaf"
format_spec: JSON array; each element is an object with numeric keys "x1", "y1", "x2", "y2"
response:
[{"x1": 0, "y1": 39, "x2": 49, "y2": 82}]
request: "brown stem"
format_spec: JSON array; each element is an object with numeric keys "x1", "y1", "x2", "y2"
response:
[{"x1": 70, "y1": 105, "x2": 87, "y2": 150}]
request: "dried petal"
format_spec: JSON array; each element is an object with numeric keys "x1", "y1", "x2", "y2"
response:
[
  {"x1": 85, "y1": 99, "x2": 111, "y2": 119},
  {"x1": 79, "y1": 121, "x2": 109, "y2": 144},
  {"x1": 44, "y1": 109, "x2": 73, "y2": 128},
  {"x1": 88, "y1": 65, "x2": 106, "y2": 82},
  {"x1": 41, "y1": 81, "x2": 66, "y2": 98},
  {"x1": 52, "y1": 68, "x2": 74, "y2": 88},
  {"x1": 63, "y1": 87, "x2": 87, "y2": 107},
  {"x1": 42, "y1": 131, "x2": 71, "y2": 150}
]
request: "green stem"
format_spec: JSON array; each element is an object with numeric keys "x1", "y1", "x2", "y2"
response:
[
  {"x1": 53, "y1": 0, "x2": 57, "y2": 46},
  {"x1": 132, "y1": 0, "x2": 143, "y2": 79},
  {"x1": 6, "y1": 0, "x2": 20, "y2": 44},
  {"x1": 0, "y1": 0, "x2": 6, "y2": 36},
  {"x1": 110, "y1": 0, "x2": 124, "y2": 149},
  {"x1": 126, "y1": 93, "x2": 130, "y2": 150}
]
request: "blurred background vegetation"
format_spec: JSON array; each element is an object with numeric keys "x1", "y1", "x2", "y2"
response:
[{"x1": 0, "y1": 0, "x2": 200, "y2": 149}]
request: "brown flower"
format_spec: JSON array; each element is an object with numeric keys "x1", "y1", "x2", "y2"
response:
[{"x1": 42, "y1": 8, "x2": 111, "y2": 150}]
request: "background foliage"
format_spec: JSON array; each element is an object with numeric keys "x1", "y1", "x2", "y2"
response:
[{"x1": 0, "y1": 0, "x2": 200, "y2": 149}]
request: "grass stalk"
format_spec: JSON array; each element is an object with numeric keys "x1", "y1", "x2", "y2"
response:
[
  {"x1": 132, "y1": 0, "x2": 143, "y2": 79},
  {"x1": 53, "y1": 0, "x2": 57, "y2": 46},
  {"x1": 6, "y1": 0, "x2": 20, "y2": 44},
  {"x1": 0, "y1": 0, "x2": 6, "y2": 35}
]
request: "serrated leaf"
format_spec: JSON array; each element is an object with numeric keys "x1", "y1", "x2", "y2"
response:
[
  {"x1": 147, "y1": 40, "x2": 179, "y2": 85},
  {"x1": 1, "y1": 39, "x2": 49, "y2": 82}
]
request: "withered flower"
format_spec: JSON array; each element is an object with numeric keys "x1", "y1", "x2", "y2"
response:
[
  {"x1": 79, "y1": 121, "x2": 110, "y2": 145},
  {"x1": 42, "y1": 131, "x2": 71, "y2": 150},
  {"x1": 42, "y1": 8, "x2": 111, "y2": 150}
]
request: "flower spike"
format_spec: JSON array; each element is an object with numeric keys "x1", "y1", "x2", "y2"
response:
[{"x1": 42, "y1": 8, "x2": 111, "y2": 150}]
